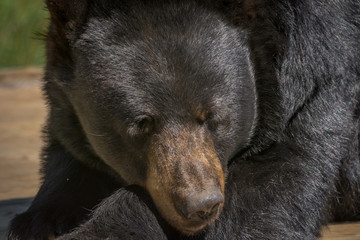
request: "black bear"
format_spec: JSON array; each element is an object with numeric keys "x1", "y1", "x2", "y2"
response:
[{"x1": 8, "y1": 0, "x2": 360, "y2": 239}]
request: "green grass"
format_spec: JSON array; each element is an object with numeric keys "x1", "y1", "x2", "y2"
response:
[{"x1": 0, "y1": 0, "x2": 49, "y2": 68}]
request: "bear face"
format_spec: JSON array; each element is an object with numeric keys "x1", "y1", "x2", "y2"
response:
[{"x1": 49, "y1": 1, "x2": 257, "y2": 234}]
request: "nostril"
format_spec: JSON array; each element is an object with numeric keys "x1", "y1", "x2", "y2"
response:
[
  {"x1": 188, "y1": 201, "x2": 221, "y2": 221},
  {"x1": 185, "y1": 192, "x2": 224, "y2": 222},
  {"x1": 195, "y1": 211, "x2": 207, "y2": 220}
]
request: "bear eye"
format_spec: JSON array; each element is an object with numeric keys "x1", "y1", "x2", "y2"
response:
[
  {"x1": 196, "y1": 110, "x2": 218, "y2": 131},
  {"x1": 127, "y1": 116, "x2": 154, "y2": 137},
  {"x1": 137, "y1": 116, "x2": 153, "y2": 133},
  {"x1": 196, "y1": 110, "x2": 213, "y2": 125}
]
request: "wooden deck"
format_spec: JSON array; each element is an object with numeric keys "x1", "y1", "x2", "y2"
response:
[{"x1": 0, "y1": 68, "x2": 359, "y2": 239}]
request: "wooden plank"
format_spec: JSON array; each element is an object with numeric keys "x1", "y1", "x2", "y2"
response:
[
  {"x1": 321, "y1": 223, "x2": 360, "y2": 240},
  {"x1": 0, "y1": 67, "x2": 42, "y2": 83},
  {"x1": 0, "y1": 77, "x2": 44, "y2": 200}
]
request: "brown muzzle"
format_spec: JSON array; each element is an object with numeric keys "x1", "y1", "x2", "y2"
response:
[{"x1": 145, "y1": 127, "x2": 225, "y2": 235}]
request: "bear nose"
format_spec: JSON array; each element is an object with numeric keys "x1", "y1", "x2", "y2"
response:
[{"x1": 183, "y1": 190, "x2": 224, "y2": 222}]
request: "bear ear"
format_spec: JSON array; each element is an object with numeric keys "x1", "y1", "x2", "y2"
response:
[{"x1": 45, "y1": 0, "x2": 89, "y2": 41}]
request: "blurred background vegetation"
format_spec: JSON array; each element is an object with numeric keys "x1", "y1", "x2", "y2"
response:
[{"x1": 0, "y1": 0, "x2": 48, "y2": 68}]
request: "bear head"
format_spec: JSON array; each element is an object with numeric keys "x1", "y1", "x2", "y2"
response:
[{"x1": 45, "y1": 0, "x2": 257, "y2": 235}]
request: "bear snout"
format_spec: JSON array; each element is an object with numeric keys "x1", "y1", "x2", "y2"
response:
[
  {"x1": 175, "y1": 188, "x2": 224, "y2": 223},
  {"x1": 145, "y1": 128, "x2": 225, "y2": 235}
]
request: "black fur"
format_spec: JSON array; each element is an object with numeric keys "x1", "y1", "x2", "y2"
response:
[{"x1": 8, "y1": 0, "x2": 360, "y2": 239}]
